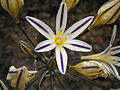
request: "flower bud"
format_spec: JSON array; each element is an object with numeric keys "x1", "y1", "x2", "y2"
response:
[
  {"x1": 19, "y1": 40, "x2": 36, "y2": 58},
  {"x1": 1, "y1": 0, "x2": 24, "y2": 24},
  {"x1": 7, "y1": 66, "x2": 37, "y2": 90},
  {"x1": 62, "y1": 0, "x2": 79, "y2": 11},
  {"x1": 88, "y1": 0, "x2": 120, "y2": 30},
  {"x1": 69, "y1": 61, "x2": 108, "y2": 79}
]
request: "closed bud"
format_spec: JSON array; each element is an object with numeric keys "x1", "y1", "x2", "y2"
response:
[
  {"x1": 19, "y1": 40, "x2": 36, "y2": 58},
  {"x1": 88, "y1": 0, "x2": 120, "y2": 30},
  {"x1": 7, "y1": 66, "x2": 37, "y2": 90},
  {"x1": 1, "y1": 0, "x2": 24, "y2": 24},
  {"x1": 69, "y1": 61, "x2": 108, "y2": 79},
  {"x1": 62, "y1": 0, "x2": 79, "y2": 11}
]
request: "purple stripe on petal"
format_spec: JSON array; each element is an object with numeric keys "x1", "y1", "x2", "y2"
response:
[
  {"x1": 60, "y1": 52, "x2": 64, "y2": 73},
  {"x1": 70, "y1": 18, "x2": 92, "y2": 34},
  {"x1": 111, "y1": 48, "x2": 120, "y2": 51},
  {"x1": 27, "y1": 17, "x2": 49, "y2": 34},
  {"x1": 116, "y1": 60, "x2": 120, "y2": 63},
  {"x1": 70, "y1": 44, "x2": 91, "y2": 50},
  {"x1": 60, "y1": 4, "x2": 64, "y2": 28},
  {"x1": 36, "y1": 44, "x2": 51, "y2": 51}
]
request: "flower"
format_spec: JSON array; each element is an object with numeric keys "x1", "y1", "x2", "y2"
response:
[
  {"x1": 1, "y1": 0, "x2": 24, "y2": 24},
  {"x1": 7, "y1": 66, "x2": 37, "y2": 90},
  {"x1": 69, "y1": 60, "x2": 120, "y2": 80},
  {"x1": 26, "y1": 2, "x2": 94, "y2": 74},
  {"x1": 88, "y1": 0, "x2": 120, "y2": 30},
  {"x1": 62, "y1": 0, "x2": 79, "y2": 11},
  {"x1": 69, "y1": 61, "x2": 109, "y2": 79},
  {"x1": 81, "y1": 25, "x2": 120, "y2": 67}
]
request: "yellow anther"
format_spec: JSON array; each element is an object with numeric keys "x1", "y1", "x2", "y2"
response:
[{"x1": 54, "y1": 32, "x2": 68, "y2": 46}]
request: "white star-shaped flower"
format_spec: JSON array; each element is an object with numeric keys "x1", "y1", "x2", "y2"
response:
[{"x1": 26, "y1": 2, "x2": 94, "y2": 74}]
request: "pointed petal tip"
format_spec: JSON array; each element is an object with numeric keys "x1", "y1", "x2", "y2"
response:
[
  {"x1": 34, "y1": 47, "x2": 41, "y2": 52},
  {"x1": 25, "y1": 16, "x2": 31, "y2": 20},
  {"x1": 84, "y1": 45, "x2": 92, "y2": 52},
  {"x1": 25, "y1": 16, "x2": 33, "y2": 22},
  {"x1": 88, "y1": 16, "x2": 94, "y2": 21},
  {"x1": 61, "y1": 2, "x2": 66, "y2": 5},
  {"x1": 60, "y1": 71, "x2": 66, "y2": 75}
]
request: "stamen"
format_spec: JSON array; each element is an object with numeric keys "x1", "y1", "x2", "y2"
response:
[{"x1": 54, "y1": 31, "x2": 68, "y2": 46}]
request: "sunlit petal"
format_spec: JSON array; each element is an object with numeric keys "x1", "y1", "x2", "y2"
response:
[
  {"x1": 98, "y1": 25, "x2": 117, "y2": 56},
  {"x1": 105, "y1": 60, "x2": 119, "y2": 77},
  {"x1": 63, "y1": 39, "x2": 92, "y2": 52},
  {"x1": 114, "y1": 58, "x2": 120, "y2": 67},
  {"x1": 64, "y1": 16, "x2": 94, "y2": 39},
  {"x1": 35, "y1": 40, "x2": 56, "y2": 52},
  {"x1": 55, "y1": 46, "x2": 67, "y2": 74},
  {"x1": 26, "y1": 16, "x2": 55, "y2": 39},
  {"x1": 56, "y1": 2, "x2": 67, "y2": 34},
  {"x1": 111, "y1": 46, "x2": 120, "y2": 55}
]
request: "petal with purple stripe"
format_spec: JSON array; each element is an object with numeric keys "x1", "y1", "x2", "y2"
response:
[
  {"x1": 111, "y1": 46, "x2": 120, "y2": 55},
  {"x1": 64, "y1": 16, "x2": 94, "y2": 39},
  {"x1": 63, "y1": 39, "x2": 92, "y2": 52},
  {"x1": 35, "y1": 40, "x2": 56, "y2": 52},
  {"x1": 56, "y1": 2, "x2": 67, "y2": 34},
  {"x1": 26, "y1": 16, "x2": 55, "y2": 39},
  {"x1": 111, "y1": 56, "x2": 120, "y2": 67},
  {"x1": 55, "y1": 46, "x2": 67, "y2": 74}
]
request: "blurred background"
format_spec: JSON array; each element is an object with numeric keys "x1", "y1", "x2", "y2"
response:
[{"x1": 0, "y1": 0, "x2": 120, "y2": 90}]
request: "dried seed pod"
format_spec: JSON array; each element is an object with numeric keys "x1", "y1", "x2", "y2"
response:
[
  {"x1": 19, "y1": 40, "x2": 36, "y2": 58},
  {"x1": 69, "y1": 61, "x2": 109, "y2": 79},
  {"x1": 7, "y1": 66, "x2": 37, "y2": 90},
  {"x1": 1, "y1": 0, "x2": 24, "y2": 24},
  {"x1": 88, "y1": 0, "x2": 120, "y2": 30},
  {"x1": 0, "y1": 80, "x2": 8, "y2": 90},
  {"x1": 62, "y1": 0, "x2": 79, "y2": 11}
]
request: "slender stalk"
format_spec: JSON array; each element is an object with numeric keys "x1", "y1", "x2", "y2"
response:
[
  {"x1": 37, "y1": 65, "x2": 47, "y2": 70},
  {"x1": 25, "y1": 69, "x2": 48, "y2": 90},
  {"x1": 17, "y1": 23, "x2": 35, "y2": 47},
  {"x1": 38, "y1": 70, "x2": 48, "y2": 90},
  {"x1": 17, "y1": 23, "x2": 47, "y2": 64}
]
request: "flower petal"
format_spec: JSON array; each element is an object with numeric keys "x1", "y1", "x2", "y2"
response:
[
  {"x1": 35, "y1": 40, "x2": 56, "y2": 52},
  {"x1": 111, "y1": 46, "x2": 120, "y2": 55},
  {"x1": 63, "y1": 39, "x2": 92, "y2": 52},
  {"x1": 26, "y1": 16, "x2": 55, "y2": 39},
  {"x1": 64, "y1": 16, "x2": 94, "y2": 39},
  {"x1": 55, "y1": 46, "x2": 67, "y2": 74},
  {"x1": 56, "y1": 2, "x2": 67, "y2": 34},
  {"x1": 105, "y1": 60, "x2": 119, "y2": 76},
  {"x1": 114, "y1": 58, "x2": 120, "y2": 67},
  {"x1": 99, "y1": 25, "x2": 117, "y2": 56}
]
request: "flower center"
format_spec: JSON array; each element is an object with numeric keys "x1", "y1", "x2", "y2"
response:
[{"x1": 54, "y1": 32, "x2": 67, "y2": 47}]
